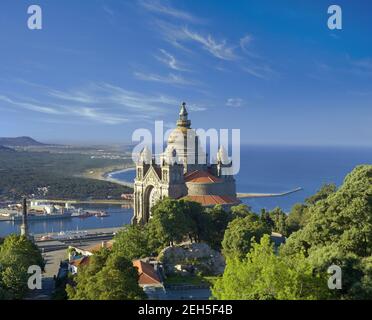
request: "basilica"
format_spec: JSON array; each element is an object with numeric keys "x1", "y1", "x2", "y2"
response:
[{"x1": 132, "y1": 102, "x2": 240, "y2": 224}]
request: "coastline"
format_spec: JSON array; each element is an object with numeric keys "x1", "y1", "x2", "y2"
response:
[
  {"x1": 82, "y1": 165, "x2": 135, "y2": 188},
  {"x1": 103, "y1": 167, "x2": 135, "y2": 188}
]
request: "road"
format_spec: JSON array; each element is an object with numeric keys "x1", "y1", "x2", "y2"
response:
[{"x1": 29, "y1": 237, "x2": 116, "y2": 300}]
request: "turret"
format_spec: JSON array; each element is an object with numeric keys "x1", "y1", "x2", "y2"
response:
[
  {"x1": 176, "y1": 102, "x2": 191, "y2": 128},
  {"x1": 216, "y1": 146, "x2": 233, "y2": 178}
]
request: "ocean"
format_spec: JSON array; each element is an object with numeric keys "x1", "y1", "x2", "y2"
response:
[
  {"x1": 1, "y1": 145, "x2": 371, "y2": 237},
  {"x1": 110, "y1": 145, "x2": 372, "y2": 212}
]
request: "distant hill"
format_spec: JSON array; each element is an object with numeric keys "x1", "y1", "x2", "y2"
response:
[
  {"x1": 0, "y1": 136, "x2": 45, "y2": 146},
  {"x1": 0, "y1": 145, "x2": 15, "y2": 152}
]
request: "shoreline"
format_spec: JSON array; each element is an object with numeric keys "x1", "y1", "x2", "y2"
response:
[
  {"x1": 103, "y1": 167, "x2": 135, "y2": 188},
  {"x1": 102, "y1": 168, "x2": 303, "y2": 201},
  {"x1": 82, "y1": 166, "x2": 135, "y2": 188}
]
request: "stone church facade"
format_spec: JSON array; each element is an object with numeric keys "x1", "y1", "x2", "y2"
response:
[{"x1": 132, "y1": 102, "x2": 240, "y2": 224}]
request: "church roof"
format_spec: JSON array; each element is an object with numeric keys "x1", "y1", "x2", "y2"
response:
[
  {"x1": 184, "y1": 170, "x2": 222, "y2": 183},
  {"x1": 133, "y1": 260, "x2": 162, "y2": 286},
  {"x1": 182, "y1": 195, "x2": 240, "y2": 206}
]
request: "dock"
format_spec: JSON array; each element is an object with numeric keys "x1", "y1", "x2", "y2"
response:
[{"x1": 237, "y1": 187, "x2": 303, "y2": 199}]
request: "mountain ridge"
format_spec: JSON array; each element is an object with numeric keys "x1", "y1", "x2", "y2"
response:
[{"x1": 0, "y1": 136, "x2": 45, "y2": 146}]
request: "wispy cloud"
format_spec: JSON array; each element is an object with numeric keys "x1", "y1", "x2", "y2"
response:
[
  {"x1": 350, "y1": 57, "x2": 372, "y2": 75},
  {"x1": 0, "y1": 81, "x2": 190, "y2": 125},
  {"x1": 182, "y1": 27, "x2": 237, "y2": 61},
  {"x1": 240, "y1": 34, "x2": 253, "y2": 53},
  {"x1": 0, "y1": 95, "x2": 62, "y2": 115},
  {"x1": 134, "y1": 71, "x2": 195, "y2": 85},
  {"x1": 187, "y1": 104, "x2": 207, "y2": 112},
  {"x1": 156, "y1": 49, "x2": 188, "y2": 71},
  {"x1": 0, "y1": 94, "x2": 129, "y2": 124},
  {"x1": 226, "y1": 98, "x2": 244, "y2": 108},
  {"x1": 242, "y1": 64, "x2": 276, "y2": 80},
  {"x1": 156, "y1": 21, "x2": 238, "y2": 61},
  {"x1": 139, "y1": 0, "x2": 200, "y2": 23},
  {"x1": 103, "y1": 5, "x2": 114, "y2": 17}
]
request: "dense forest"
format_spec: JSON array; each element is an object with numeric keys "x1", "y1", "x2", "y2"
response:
[{"x1": 0, "y1": 149, "x2": 132, "y2": 200}]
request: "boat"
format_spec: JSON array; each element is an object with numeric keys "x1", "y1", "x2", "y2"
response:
[
  {"x1": 11, "y1": 211, "x2": 72, "y2": 221},
  {"x1": 95, "y1": 211, "x2": 109, "y2": 217},
  {"x1": 72, "y1": 211, "x2": 95, "y2": 219}
]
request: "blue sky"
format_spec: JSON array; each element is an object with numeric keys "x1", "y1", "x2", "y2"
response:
[{"x1": 0, "y1": 0, "x2": 371, "y2": 146}]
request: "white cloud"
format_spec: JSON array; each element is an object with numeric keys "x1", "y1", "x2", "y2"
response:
[
  {"x1": 103, "y1": 5, "x2": 114, "y2": 17},
  {"x1": 242, "y1": 64, "x2": 276, "y2": 80},
  {"x1": 187, "y1": 104, "x2": 207, "y2": 112},
  {"x1": 350, "y1": 57, "x2": 372, "y2": 74},
  {"x1": 240, "y1": 34, "x2": 253, "y2": 52},
  {"x1": 0, "y1": 95, "x2": 62, "y2": 115},
  {"x1": 139, "y1": 0, "x2": 200, "y2": 23},
  {"x1": 0, "y1": 80, "x2": 192, "y2": 125},
  {"x1": 134, "y1": 71, "x2": 195, "y2": 85},
  {"x1": 226, "y1": 98, "x2": 244, "y2": 108},
  {"x1": 156, "y1": 49, "x2": 188, "y2": 71},
  {"x1": 155, "y1": 21, "x2": 237, "y2": 61},
  {"x1": 0, "y1": 94, "x2": 128, "y2": 124},
  {"x1": 182, "y1": 27, "x2": 237, "y2": 61}
]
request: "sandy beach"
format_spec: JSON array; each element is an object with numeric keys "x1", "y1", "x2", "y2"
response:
[
  {"x1": 103, "y1": 167, "x2": 135, "y2": 187},
  {"x1": 82, "y1": 165, "x2": 135, "y2": 188}
]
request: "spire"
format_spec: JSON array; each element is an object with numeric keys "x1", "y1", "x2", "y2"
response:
[
  {"x1": 177, "y1": 102, "x2": 191, "y2": 128},
  {"x1": 217, "y1": 146, "x2": 230, "y2": 165},
  {"x1": 179, "y1": 102, "x2": 188, "y2": 117}
]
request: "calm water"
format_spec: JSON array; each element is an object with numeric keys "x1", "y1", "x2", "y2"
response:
[
  {"x1": 1, "y1": 145, "x2": 371, "y2": 237},
  {"x1": 0, "y1": 204, "x2": 133, "y2": 237},
  {"x1": 111, "y1": 145, "x2": 372, "y2": 212}
]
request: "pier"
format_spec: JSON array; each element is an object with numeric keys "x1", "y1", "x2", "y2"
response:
[{"x1": 237, "y1": 187, "x2": 303, "y2": 199}]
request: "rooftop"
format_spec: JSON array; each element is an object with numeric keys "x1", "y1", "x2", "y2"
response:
[
  {"x1": 133, "y1": 259, "x2": 162, "y2": 286},
  {"x1": 182, "y1": 195, "x2": 240, "y2": 206},
  {"x1": 184, "y1": 170, "x2": 222, "y2": 183}
]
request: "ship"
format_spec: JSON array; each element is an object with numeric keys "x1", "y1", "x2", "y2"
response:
[{"x1": 11, "y1": 211, "x2": 73, "y2": 221}]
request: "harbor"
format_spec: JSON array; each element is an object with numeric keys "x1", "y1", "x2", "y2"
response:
[{"x1": 0, "y1": 201, "x2": 133, "y2": 238}]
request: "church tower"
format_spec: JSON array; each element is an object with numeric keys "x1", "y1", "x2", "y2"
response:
[{"x1": 132, "y1": 102, "x2": 239, "y2": 225}]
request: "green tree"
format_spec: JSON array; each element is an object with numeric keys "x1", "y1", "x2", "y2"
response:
[
  {"x1": 0, "y1": 235, "x2": 44, "y2": 299},
  {"x1": 66, "y1": 249, "x2": 145, "y2": 300},
  {"x1": 231, "y1": 204, "x2": 254, "y2": 218},
  {"x1": 282, "y1": 165, "x2": 372, "y2": 299},
  {"x1": 203, "y1": 205, "x2": 232, "y2": 250},
  {"x1": 181, "y1": 200, "x2": 205, "y2": 242},
  {"x1": 286, "y1": 203, "x2": 308, "y2": 234},
  {"x1": 113, "y1": 225, "x2": 153, "y2": 260},
  {"x1": 213, "y1": 235, "x2": 330, "y2": 300},
  {"x1": 305, "y1": 183, "x2": 336, "y2": 206},
  {"x1": 222, "y1": 214, "x2": 271, "y2": 259},
  {"x1": 268, "y1": 207, "x2": 288, "y2": 236},
  {"x1": 147, "y1": 198, "x2": 194, "y2": 247},
  {"x1": 283, "y1": 165, "x2": 372, "y2": 258}
]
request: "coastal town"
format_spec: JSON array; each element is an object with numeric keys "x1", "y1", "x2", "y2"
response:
[{"x1": 0, "y1": 1, "x2": 371, "y2": 310}]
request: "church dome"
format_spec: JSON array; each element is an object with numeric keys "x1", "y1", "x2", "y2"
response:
[{"x1": 165, "y1": 102, "x2": 202, "y2": 168}]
